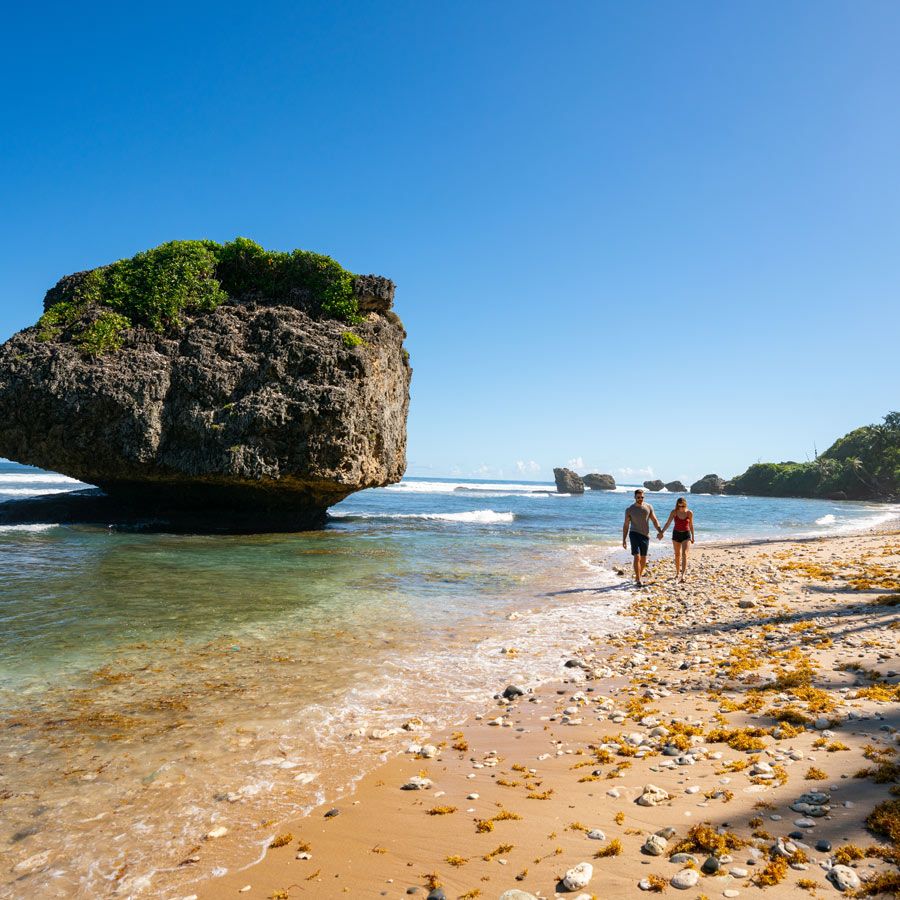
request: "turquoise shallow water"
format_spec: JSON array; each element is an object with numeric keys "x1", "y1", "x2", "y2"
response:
[
  {"x1": 1, "y1": 462, "x2": 897, "y2": 897},
  {"x1": 2, "y1": 465, "x2": 895, "y2": 692}
]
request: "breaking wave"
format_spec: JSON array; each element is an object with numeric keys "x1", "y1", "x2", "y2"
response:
[{"x1": 330, "y1": 509, "x2": 515, "y2": 524}]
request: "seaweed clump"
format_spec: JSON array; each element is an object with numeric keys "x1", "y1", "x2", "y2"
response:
[
  {"x1": 670, "y1": 823, "x2": 746, "y2": 856},
  {"x1": 867, "y1": 798, "x2": 900, "y2": 844}
]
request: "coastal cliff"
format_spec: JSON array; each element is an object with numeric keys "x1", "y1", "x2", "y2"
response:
[
  {"x1": 0, "y1": 239, "x2": 412, "y2": 530},
  {"x1": 726, "y1": 412, "x2": 899, "y2": 501}
]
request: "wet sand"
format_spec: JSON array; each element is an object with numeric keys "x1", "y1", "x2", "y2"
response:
[{"x1": 187, "y1": 531, "x2": 898, "y2": 898}]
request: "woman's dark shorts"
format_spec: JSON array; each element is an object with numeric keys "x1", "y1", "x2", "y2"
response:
[
  {"x1": 672, "y1": 529, "x2": 691, "y2": 543},
  {"x1": 629, "y1": 531, "x2": 650, "y2": 556}
]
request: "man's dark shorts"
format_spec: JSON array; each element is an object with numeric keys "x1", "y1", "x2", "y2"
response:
[{"x1": 629, "y1": 530, "x2": 649, "y2": 557}]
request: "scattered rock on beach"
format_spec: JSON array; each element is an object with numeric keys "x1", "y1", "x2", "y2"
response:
[
  {"x1": 401, "y1": 717, "x2": 426, "y2": 731},
  {"x1": 369, "y1": 727, "x2": 401, "y2": 739},
  {"x1": 671, "y1": 868, "x2": 700, "y2": 889},
  {"x1": 827, "y1": 865, "x2": 861, "y2": 892},
  {"x1": 636, "y1": 784, "x2": 670, "y2": 806},
  {"x1": 562, "y1": 861, "x2": 593, "y2": 890},
  {"x1": 642, "y1": 833, "x2": 668, "y2": 855},
  {"x1": 401, "y1": 776, "x2": 432, "y2": 790}
]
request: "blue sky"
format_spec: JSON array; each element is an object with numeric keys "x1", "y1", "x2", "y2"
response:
[{"x1": 1, "y1": 1, "x2": 898, "y2": 484}]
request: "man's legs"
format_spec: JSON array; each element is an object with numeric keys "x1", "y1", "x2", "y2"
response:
[
  {"x1": 638, "y1": 554, "x2": 648, "y2": 581},
  {"x1": 629, "y1": 533, "x2": 650, "y2": 585}
]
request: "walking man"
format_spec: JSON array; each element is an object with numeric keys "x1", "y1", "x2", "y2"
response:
[{"x1": 622, "y1": 488, "x2": 662, "y2": 587}]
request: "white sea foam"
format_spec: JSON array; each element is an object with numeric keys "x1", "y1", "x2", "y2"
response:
[
  {"x1": 383, "y1": 480, "x2": 550, "y2": 495},
  {"x1": 804, "y1": 506, "x2": 900, "y2": 537},
  {"x1": 0, "y1": 523, "x2": 58, "y2": 533},
  {"x1": 332, "y1": 509, "x2": 515, "y2": 524},
  {"x1": 0, "y1": 473, "x2": 85, "y2": 485},
  {"x1": 830, "y1": 508, "x2": 900, "y2": 534},
  {"x1": 0, "y1": 487, "x2": 80, "y2": 497}
]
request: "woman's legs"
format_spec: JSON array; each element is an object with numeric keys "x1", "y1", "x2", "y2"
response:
[
  {"x1": 680, "y1": 540, "x2": 690, "y2": 579},
  {"x1": 672, "y1": 540, "x2": 682, "y2": 580}
]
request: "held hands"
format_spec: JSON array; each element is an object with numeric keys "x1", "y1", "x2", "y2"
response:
[{"x1": 657, "y1": 530, "x2": 664, "y2": 540}]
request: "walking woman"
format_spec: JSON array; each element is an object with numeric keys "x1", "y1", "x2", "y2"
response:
[{"x1": 658, "y1": 497, "x2": 695, "y2": 582}]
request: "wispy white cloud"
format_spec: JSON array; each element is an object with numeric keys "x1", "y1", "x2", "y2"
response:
[
  {"x1": 515, "y1": 459, "x2": 541, "y2": 475},
  {"x1": 470, "y1": 463, "x2": 505, "y2": 478},
  {"x1": 566, "y1": 456, "x2": 585, "y2": 470},
  {"x1": 616, "y1": 465, "x2": 654, "y2": 479}
]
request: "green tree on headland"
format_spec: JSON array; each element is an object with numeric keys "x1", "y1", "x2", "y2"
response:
[
  {"x1": 726, "y1": 412, "x2": 900, "y2": 501},
  {"x1": 37, "y1": 238, "x2": 360, "y2": 354}
]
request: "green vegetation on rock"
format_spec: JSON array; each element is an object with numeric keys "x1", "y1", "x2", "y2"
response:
[
  {"x1": 727, "y1": 412, "x2": 900, "y2": 501},
  {"x1": 341, "y1": 331, "x2": 365, "y2": 348},
  {"x1": 215, "y1": 237, "x2": 359, "y2": 323},
  {"x1": 37, "y1": 238, "x2": 360, "y2": 354},
  {"x1": 77, "y1": 312, "x2": 133, "y2": 355}
]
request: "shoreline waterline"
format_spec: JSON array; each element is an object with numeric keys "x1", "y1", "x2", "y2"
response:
[{"x1": 0, "y1": 532, "x2": 634, "y2": 898}]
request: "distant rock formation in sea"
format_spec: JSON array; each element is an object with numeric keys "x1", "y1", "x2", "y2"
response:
[
  {"x1": 725, "y1": 412, "x2": 899, "y2": 501},
  {"x1": 554, "y1": 467, "x2": 585, "y2": 493},
  {"x1": 583, "y1": 473, "x2": 616, "y2": 490},
  {"x1": 642, "y1": 479, "x2": 665, "y2": 492},
  {"x1": 0, "y1": 239, "x2": 412, "y2": 531},
  {"x1": 690, "y1": 474, "x2": 727, "y2": 495},
  {"x1": 665, "y1": 480, "x2": 687, "y2": 493}
]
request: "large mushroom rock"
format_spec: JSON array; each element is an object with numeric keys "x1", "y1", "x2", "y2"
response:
[
  {"x1": 690, "y1": 474, "x2": 727, "y2": 495},
  {"x1": 665, "y1": 480, "x2": 687, "y2": 493},
  {"x1": 553, "y1": 467, "x2": 585, "y2": 494},
  {"x1": 583, "y1": 472, "x2": 616, "y2": 490},
  {"x1": 0, "y1": 239, "x2": 412, "y2": 532},
  {"x1": 642, "y1": 479, "x2": 665, "y2": 492}
]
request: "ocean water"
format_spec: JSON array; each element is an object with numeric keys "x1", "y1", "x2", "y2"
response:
[{"x1": 1, "y1": 461, "x2": 897, "y2": 898}]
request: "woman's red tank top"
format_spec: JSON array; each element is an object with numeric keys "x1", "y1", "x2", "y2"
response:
[{"x1": 674, "y1": 513, "x2": 690, "y2": 530}]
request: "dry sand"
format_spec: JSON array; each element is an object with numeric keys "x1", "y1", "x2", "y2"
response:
[{"x1": 190, "y1": 530, "x2": 900, "y2": 900}]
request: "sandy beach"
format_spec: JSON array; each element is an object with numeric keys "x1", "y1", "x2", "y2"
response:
[{"x1": 175, "y1": 528, "x2": 900, "y2": 900}]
